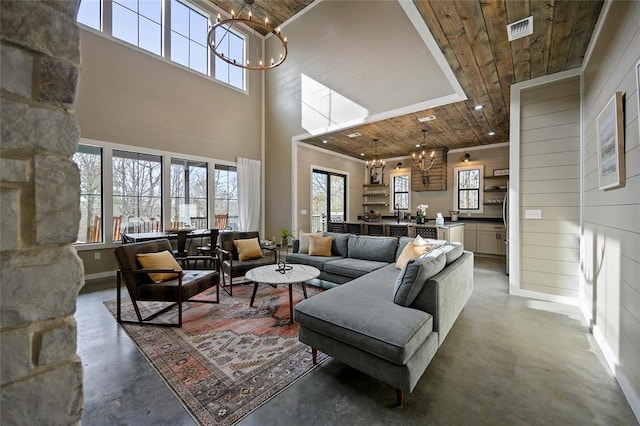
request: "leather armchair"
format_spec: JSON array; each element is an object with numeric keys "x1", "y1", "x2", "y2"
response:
[{"x1": 218, "y1": 231, "x2": 276, "y2": 296}]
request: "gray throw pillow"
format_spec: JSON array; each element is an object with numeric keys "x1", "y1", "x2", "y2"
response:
[
  {"x1": 323, "y1": 232, "x2": 350, "y2": 257},
  {"x1": 393, "y1": 253, "x2": 446, "y2": 307}
]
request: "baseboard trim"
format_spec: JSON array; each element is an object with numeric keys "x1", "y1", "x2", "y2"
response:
[
  {"x1": 509, "y1": 287, "x2": 578, "y2": 306},
  {"x1": 616, "y1": 368, "x2": 640, "y2": 422}
]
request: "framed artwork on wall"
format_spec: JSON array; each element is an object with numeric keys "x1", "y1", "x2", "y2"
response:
[
  {"x1": 596, "y1": 91, "x2": 625, "y2": 190},
  {"x1": 370, "y1": 166, "x2": 384, "y2": 184}
]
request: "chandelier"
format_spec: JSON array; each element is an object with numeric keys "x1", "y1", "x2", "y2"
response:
[
  {"x1": 413, "y1": 129, "x2": 435, "y2": 186},
  {"x1": 207, "y1": 0, "x2": 288, "y2": 71},
  {"x1": 366, "y1": 139, "x2": 385, "y2": 177}
]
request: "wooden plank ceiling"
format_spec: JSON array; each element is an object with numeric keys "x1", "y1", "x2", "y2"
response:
[{"x1": 209, "y1": 0, "x2": 603, "y2": 160}]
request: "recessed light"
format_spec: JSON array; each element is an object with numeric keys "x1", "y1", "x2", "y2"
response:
[
  {"x1": 417, "y1": 115, "x2": 436, "y2": 122},
  {"x1": 360, "y1": 153, "x2": 365, "y2": 156},
  {"x1": 415, "y1": 144, "x2": 421, "y2": 148},
  {"x1": 488, "y1": 131, "x2": 496, "y2": 136},
  {"x1": 322, "y1": 140, "x2": 328, "y2": 144},
  {"x1": 473, "y1": 104, "x2": 484, "y2": 111},
  {"x1": 347, "y1": 132, "x2": 361, "y2": 138}
]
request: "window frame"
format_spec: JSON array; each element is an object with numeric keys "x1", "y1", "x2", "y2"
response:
[
  {"x1": 214, "y1": 164, "x2": 238, "y2": 231},
  {"x1": 74, "y1": 145, "x2": 104, "y2": 245},
  {"x1": 310, "y1": 167, "x2": 348, "y2": 232},
  {"x1": 73, "y1": 138, "x2": 232, "y2": 251},
  {"x1": 453, "y1": 165, "x2": 484, "y2": 214},
  {"x1": 389, "y1": 170, "x2": 410, "y2": 213}
]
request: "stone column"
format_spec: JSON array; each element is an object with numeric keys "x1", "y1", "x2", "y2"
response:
[{"x1": 1, "y1": 1, "x2": 84, "y2": 424}]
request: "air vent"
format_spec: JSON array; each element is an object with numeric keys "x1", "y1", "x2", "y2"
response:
[
  {"x1": 507, "y1": 16, "x2": 533, "y2": 41},
  {"x1": 347, "y1": 132, "x2": 361, "y2": 138},
  {"x1": 418, "y1": 115, "x2": 436, "y2": 123}
]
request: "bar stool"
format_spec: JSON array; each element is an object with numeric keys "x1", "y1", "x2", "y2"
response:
[{"x1": 196, "y1": 229, "x2": 220, "y2": 270}]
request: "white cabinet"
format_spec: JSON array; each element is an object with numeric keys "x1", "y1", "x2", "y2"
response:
[
  {"x1": 476, "y1": 223, "x2": 506, "y2": 255},
  {"x1": 440, "y1": 224, "x2": 465, "y2": 246},
  {"x1": 463, "y1": 223, "x2": 477, "y2": 252}
]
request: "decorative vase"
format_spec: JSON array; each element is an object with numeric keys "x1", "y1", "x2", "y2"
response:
[{"x1": 416, "y1": 216, "x2": 425, "y2": 225}]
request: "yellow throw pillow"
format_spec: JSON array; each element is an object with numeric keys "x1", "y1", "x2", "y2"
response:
[
  {"x1": 395, "y1": 242, "x2": 433, "y2": 269},
  {"x1": 136, "y1": 250, "x2": 183, "y2": 283},
  {"x1": 234, "y1": 237, "x2": 264, "y2": 261},
  {"x1": 308, "y1": 235, "x2": 333, "y2": 256}
]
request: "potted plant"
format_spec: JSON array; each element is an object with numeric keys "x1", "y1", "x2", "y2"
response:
[
  {"x1": 416, "y1": 204, "x2": 428, "y2": 224},
  {"x1": 279, "y1": 228, "x2": 294, "y2": 246}
]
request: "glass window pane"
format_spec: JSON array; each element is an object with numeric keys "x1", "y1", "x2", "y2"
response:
[
  {"x1": 139, "y1": 17, "x2": 161, "y2": 55},
  {"x1": 229, "y1": 66, "x2": 243, "y2": 90},
  {"x1": 139, "y1": 0, "x2": 161, "y2": 23},
  {"x1": 190, "y1": 11, "x2": 208, "y2": 46},
  {"x1": 112, "y1": 3, "x2": 138, "y2": 46},
  {"x1": 74, "y1": 146, "x2": 102, "y2": 244},
  {"x1": 215, "y1": 57, "x2": 229, "y2": 83},
  {"x1": 77, "y1": 0, "x2": 101, "y2": 30},
  {"x1": 171, "y1": 0, "x2": 189, "y2": 37},
  {"x1": 190, "y1": 41, "x2": 207, "y2": 74},
  {"x1": 229, "y1": 33, "x2": 243, "y2": 63},
  {"x1": 115, "y1": 0, "x2": 138, "y2": 13},
  {"x1": 171, "y1": 32, "x2": 189, "y2": 67}
]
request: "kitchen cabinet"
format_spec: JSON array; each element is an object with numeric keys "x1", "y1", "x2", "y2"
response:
[
  {"x1": 463, "y1": 223, "x2": 477, "y2": 252},
  {"x1": 439, "y1": 224, "x2": 465, "y2": 246},
  {"x1": 476, "y1": 223, "x2": 506, "y2": 256}
]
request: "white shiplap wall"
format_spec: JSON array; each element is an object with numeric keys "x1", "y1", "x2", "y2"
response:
[
  {"x1": 581, "y1": 1, "x2": 640, "y2": 418},
  {"x1": 519, "y1": 78, "x2": 582, "y2": 298}
]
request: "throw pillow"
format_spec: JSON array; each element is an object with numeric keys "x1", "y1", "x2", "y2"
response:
[
  {"x1": 308, "y1": 235, "x2": 333, "y2": 256},
  {"x1": 414, "y1": 235, "x2": 430, "y2": 246},
  {"x1": 393, "y1": 253, "x2": 446, "y2": 307},
  {"x1": 136, "y1": 250, "x2": 183, "y2": 283},
  {"x1": 421, "y1": 242, "x2": 464, "y2": 265},
  {"x1": 395, "y1": 241, "x2": 434, "y2": 269},
  {"x1": 234, "y1": 237, "x2": 264, "y2": 261},
  {"x1": 298, "y1": 231, "x2": 322, "y2": 254}
]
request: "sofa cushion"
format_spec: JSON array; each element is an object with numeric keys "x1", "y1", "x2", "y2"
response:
[
  {"x1": 422, "y1": 242, "x2": 464, "y2": 265},
  {"x1": 136, "y1": 250, "x2": 182, "y2": 283},
  {"x1": 393, "y1": 253, "x2": 446, "y2": 307},
  {"x1": 309, "y1": 235, "x2": 333, "y2": 256},
  {"x1": 285, "y1": 252, "x2": 343, "y2": 270},
  {"x1": 395, "y1": 242, "x2": 437, "y2": 269},
  {"x1": 295, "y1": 267, "x2": 434, "y2": 365},
  {"x1": 234, "y1": 237, "x2": 264, "y2": 261},
  {"x1": 324, "y1": 232, "x2": 350, "y2": 257},
  {"x1": 298, "y1": 231, "x2": 322, "y2": 254},
  {"x1": 348, "y1": 235, "x2": 398, "y2": 263},
  {"x1": 324, "y1": 258, "x2": 390, "y2": 278}
]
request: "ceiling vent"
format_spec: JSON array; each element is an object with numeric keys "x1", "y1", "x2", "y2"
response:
[{"x1": 507, "y1": 16, "x2": 533, "y2": 41}]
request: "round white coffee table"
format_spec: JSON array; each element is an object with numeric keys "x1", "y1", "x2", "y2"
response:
[{"x1": 245, "y1": 264, "x2": 320, "y2": 323}]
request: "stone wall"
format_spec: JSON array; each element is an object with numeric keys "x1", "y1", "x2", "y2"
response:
[{"x1": 1, "y1": 1, "x2": 84, "y2": 424}]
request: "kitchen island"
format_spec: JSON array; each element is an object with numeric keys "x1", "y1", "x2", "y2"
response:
[{"x1": 332, "y1": 220, "x2": 465, "y2": 247}]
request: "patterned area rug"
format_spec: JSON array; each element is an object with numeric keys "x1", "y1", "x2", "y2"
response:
[{"x1": 104, "y1": 281, "x2": 325, "y2": 425}]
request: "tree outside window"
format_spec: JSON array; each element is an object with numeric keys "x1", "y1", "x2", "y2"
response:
[
  {"x1": 455, "y1": 166, "x2": 483, "y2": 212},
  {"x1": 170, "y1": 159, "x2": 208, "y2": 228},
  {"x1": 73, "y1": 145, "x2": 102, "y2": 243},
  {"x1": 214, "y1": 165, "x2": 238, "y2": 230}
]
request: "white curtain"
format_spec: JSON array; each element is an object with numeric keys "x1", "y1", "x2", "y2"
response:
[{"x1": 236, "y1": 157, "x2": 261, "y2": 232}]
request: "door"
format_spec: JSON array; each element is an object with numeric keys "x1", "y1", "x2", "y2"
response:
[{"x1": 311, "y1": 170, "x2": 346, "y2": 232}]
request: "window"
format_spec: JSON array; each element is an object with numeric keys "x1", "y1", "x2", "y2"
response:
[
  {"x1": 170, "y1": 158, "x2": 208, "y2": 229},
  {"x1": 74, "y1": 145, "x2": 103, "y2": 244},
  {"x1": 214, "y1": 165, "x2": 238, "y2": 230},
  {"x1": 112, "y1": 0, "x2": 162, "y2": 56},
  {"x1": 311, "y1": 170, "x2": 347, "y2": 232},
  {"x1": 454, "y1": 166, "x2": 483, "y2": 213},
  {"x1": 214, "y1": 25, "x2": 245, "y2": 90},
  {"x1": 391, "y1": 173, "x2": 410, "y2": 211},
  {"x1": 113, "y1": 150, "x2": 163, "y2": 234},
  {"x1": 77, "y1": 0, "x2": 101, "y2": 31},
  {"x1": 76, "y1": 0, "x2": 247, "y2": 91},
  {"x1": 170, "y1": 0, "x2": 209, "y2": 75}
]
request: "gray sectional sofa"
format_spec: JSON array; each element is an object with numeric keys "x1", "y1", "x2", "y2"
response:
[{"x1": 287, "y1": 233, "x2": 474, "y2": 405}]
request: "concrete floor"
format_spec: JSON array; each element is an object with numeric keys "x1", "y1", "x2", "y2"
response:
[{"x1": 77, "y1": 257, "x2": 638, "y2": 425}]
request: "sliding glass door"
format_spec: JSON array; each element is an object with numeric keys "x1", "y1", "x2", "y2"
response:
[{"x1": 311, "y1": 169, "x2": 346, "y2": 232}]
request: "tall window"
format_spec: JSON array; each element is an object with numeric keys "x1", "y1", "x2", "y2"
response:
[
  {"x1": 112, "y1": 0, "x2": 162, "y2": 55},
  {"x1": 113, "y1": 150, "x2": 163, "y2": 234},
  {"x1": 76, "y1": 0, "x2": 246, "y2": 90},
  {"x1": 311, "y1": 170, "x2": 346, "y2": 232},
  {"x1": 214, "y1": 26, "x2": 244, "y2": 90},
  {"x1": 454, "y1": 166, "x2": 483, "y2": 213},
  {"x1": 170, "y1": 158, "x2": 208, "y2": 228},
  {"x1": 73, "y1": 145, "x2": 103, "y2": 244},
  {"x1": 392, "y1": 173, "x2": 410, "y2": 211},
  {"x1": 170, "y1": 0, "x2": 208, "y2": 75},
  {"x1": 214, "y1": 165, "x2": 238, "y2": 230}
]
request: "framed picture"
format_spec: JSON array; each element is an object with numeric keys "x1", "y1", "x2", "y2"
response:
[
  {"x1": 596, "y1": 91, "x2": 625, "y2": 190},
  {"x1": 370, "y1": 166, "x2": 384, "y2": 184},
  {"x1": 493, "y1": 169, "x2": 509, "y2": 176}
]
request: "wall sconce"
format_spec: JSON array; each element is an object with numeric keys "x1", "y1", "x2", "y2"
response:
[
  {"x1": 464, "y1": 153, "x2": 471, "y2": 163},
  {"x1": 395, "y1": 162, "x2": 403, "y2": 169}
]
